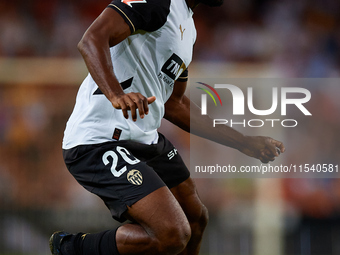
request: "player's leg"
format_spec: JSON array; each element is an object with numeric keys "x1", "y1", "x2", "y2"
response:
[
  {"x1": 144, "y1": 134, "x2": 208, "y2": 255},
  {"x1": 170, "y1": 177, "x2": 209, "y2": 255},
  {"x1": 115, "y1": 186, "x2": 191, "y2": 254},
  {"x1": 55, "y1": 141, "x2": 191, "y2": 255},
  {"x1": 52, "y1": 186, "x2": 191, "y2": 255}
]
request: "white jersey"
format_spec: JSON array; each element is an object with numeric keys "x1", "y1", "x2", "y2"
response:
[{"x1": 62, "y1": 0, "x2": 196, "y2": 149}]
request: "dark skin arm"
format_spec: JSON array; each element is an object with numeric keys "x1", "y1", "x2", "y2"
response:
[
  {"x1": 164, "y1": 80, "x2": 285, "y2": 163},
  {"x1": 77, "y1": 8, "x2": 156, "y2": 121}
]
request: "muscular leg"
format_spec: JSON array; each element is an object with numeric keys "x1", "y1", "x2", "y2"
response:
[
  {"x1": 116, "y1": 186, "x2": 191, "y2": 255},
  {"x1": 170, "y1": 178, "x2": 209, "y2": 255}
]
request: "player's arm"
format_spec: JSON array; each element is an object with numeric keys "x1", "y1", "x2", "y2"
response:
[
  {"x1": 77, "y1": 8, "x2": 155, "y2": 121},
  {"x1": 164, "y1": 80, "x2": 285, "y2": 163}
]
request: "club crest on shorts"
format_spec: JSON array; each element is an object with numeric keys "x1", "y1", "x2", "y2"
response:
[{"x1": 127, "y1": 169, "x2": 143, "y2": 185}]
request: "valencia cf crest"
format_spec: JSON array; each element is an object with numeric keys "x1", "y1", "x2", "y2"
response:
[{"x1": 127, "y1": 169, "x2": 143, "y2": 185}]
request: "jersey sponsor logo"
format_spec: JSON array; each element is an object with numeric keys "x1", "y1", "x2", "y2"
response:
[
  {"x1": 159, "y1": 53, "x2": 187, "y2": 88},
  {"x1": 127, "y1": 169, "x2": 143, "y2": 185},
  {"x1": 121, "y1": 0, "x2": 147, "y2": 7}
]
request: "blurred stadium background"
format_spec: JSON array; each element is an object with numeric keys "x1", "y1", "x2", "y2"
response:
[{"x1": 0, "y1": 0, "x2": 340, "y2": 254}]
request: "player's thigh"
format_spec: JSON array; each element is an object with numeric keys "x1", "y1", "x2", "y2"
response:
[
  {"x1": 170, "y1": 177, "x2": 208, "y2": 225},
  {"x1": 123, "y1": 186, "x2": 190, "y2": 238}
]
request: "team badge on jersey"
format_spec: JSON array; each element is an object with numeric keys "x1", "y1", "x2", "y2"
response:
[
  {"x1": 121, "y1": 0, "x2": 147, "y2": 7},
  {"x1": 127, "y1": 169, "x2": 143, "y2": 185}
]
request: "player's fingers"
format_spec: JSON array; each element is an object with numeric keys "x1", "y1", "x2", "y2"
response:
[
  {"x1": 267, "y1": 138, "x2": 280, "y2": 156},
  {"x1": 125, "y1": 95, "x2": 138, "y2": 121},
  {"x1": 133, "y1": 94, "x2": 147, "y2": 118},
  {"x1": 274, "y1": 140, "x2": 285, "y2": 153},
  {"x1": 143, "y1": 96, "x2": 156, "y2": 115},
  {"x1": 260, "y1": 157, "x2": 269, "y2": 164},
  {"x1": 268, "y1": 156, "x2": 276, "y2": 162},
  {"x1": 261, "y1": 150, "x2": 275, "y2": 160},
  {"x1": 260, "y1": 154, "x2": 275, "y2": 163},
  {"x1": 276, "y1": 148, "x2": 281, "y2": 155},
  {"x1": 264, "y1": 149, "x2": 276, "y2": 157},
  {"x1": 147, "y1": 96, "x2": 156, "y2": 105},
  {"x1": 270, "y1": 139, "x2": 285, "y2": 156},
  {"x1": 118, "y1": 99, "x2": 129, "y2": 119}
]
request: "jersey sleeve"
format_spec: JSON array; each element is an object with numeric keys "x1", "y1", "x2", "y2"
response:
[
  {"x1": 177, "y1": 69, "x2": 188, "y2": 82},
  {"x1": 108, "y1": 0, "x2": 171, "y2": 33}
]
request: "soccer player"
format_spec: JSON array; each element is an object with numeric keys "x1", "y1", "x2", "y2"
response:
[{"x1": 50, "y1": 0, "x2": 285, "y2": 254}]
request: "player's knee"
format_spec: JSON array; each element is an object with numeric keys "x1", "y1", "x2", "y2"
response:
[
  {"x1": 190, "y1": 203, "x2": 209, "y2": 236},
  {"x1": 200, "y1": 204, "x2": 209, "y2": 231},
  {"x1": 157, "y1": 222, "x2": 191, "y2": 254}
]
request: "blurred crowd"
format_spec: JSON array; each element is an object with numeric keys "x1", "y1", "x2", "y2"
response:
[
  {"x1": 1, "y1": 0, "x2": 340, "y2": 77},
  {"x1": 0, "y1": 0, "x2": 106, "y2": 57},
  {"x1": 194, "y1": 0, "x2": 340, "y2": 77}
]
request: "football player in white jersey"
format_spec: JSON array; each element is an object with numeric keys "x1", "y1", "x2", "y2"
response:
[{"x1": 50, "y1": 0, "x2": 285, "y2": 254}]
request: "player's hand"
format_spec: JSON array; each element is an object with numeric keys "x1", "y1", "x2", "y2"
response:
[
  {"x1": 241, "y1": 136, "x2": 285, "y2": 163},
  {"x1": 111, "y1": 92, "x2": 156, "y2": 121}
]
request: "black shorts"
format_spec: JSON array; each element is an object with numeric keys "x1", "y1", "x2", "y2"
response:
[{"x1": 63, "y1": 133, "x2": 190, "y2": 222}]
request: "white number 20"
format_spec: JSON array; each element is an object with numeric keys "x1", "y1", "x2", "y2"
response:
[{"x1": 102, "y1": 146, "x2": 140, "y2": 177}]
